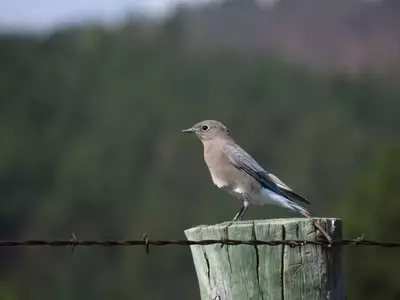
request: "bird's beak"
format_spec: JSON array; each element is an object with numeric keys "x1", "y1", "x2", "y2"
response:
[{"x1": 182, "y1": 127, "x2": 195, "y2": 133}]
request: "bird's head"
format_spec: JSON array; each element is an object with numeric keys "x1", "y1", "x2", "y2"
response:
[{"x1": 182, "y1": 120, "x2": 231, "y2": 141}]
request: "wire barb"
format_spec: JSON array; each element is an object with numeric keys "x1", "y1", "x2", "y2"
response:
[
  {"x1": 143, "y1": 233, "x2": 150, "y2": 254},
  {"x1": 70, "y1": 232, "x2": 78, "y2": 253},
  {"x1": 355, "y1": 234, "x2": 365, "y2": 246}
]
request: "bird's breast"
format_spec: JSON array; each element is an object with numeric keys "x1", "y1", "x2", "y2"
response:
[{"x1": 208, "y1": 168, "x2": 228, "y2": 188}]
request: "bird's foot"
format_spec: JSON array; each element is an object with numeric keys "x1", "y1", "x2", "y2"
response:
[
  {"x1": 232, "y1": 213, "x2": 246, "y2": 222},
  {"x1": 232, "y1": 209, "x2": 244, "y2": 222},
  {"x1": 232, "y1": 214, "x2": 241, "y2": 222}
]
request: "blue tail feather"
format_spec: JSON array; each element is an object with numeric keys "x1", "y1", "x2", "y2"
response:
[{"x1": 261, "y1": 188, "x2": 311, "y2": 217}]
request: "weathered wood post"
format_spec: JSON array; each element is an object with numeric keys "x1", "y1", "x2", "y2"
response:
[{"x1": 185, "y1": 218, "x2": 345, "y2": 300}]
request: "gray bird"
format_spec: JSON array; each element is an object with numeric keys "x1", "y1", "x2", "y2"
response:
[{"x1": 182, "y1": 120, "x2": 332, "y2": 242}]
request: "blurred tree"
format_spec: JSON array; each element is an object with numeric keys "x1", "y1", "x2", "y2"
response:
[
  {"x1": 0, "y1": 10, "x2": 400, "y2": 299},
  {"x1": 340, "y1": 148, "x2": 400, "y2": 300}
]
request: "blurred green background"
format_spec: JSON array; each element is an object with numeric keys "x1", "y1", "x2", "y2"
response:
[{"x1": 1, "y1": 0, "x2": 400, "y2": 299}]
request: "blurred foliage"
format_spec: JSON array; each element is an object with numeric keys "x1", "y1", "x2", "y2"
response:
[
  {"x1": 342, "y1": 148, "x2": 400, "y2": 300},
  {"x1": 0, "y1": 12, "x2": 400, "y2": 300}
]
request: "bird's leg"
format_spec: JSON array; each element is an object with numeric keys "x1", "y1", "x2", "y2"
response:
[
  {"x1": 232, "y1": 206, "x2": 245, "y2": 221},
  {"x1": 221, "y1": 202, "x2": 250, "y2": 250},
  {"x1": 232, "y1": 196, "x2": 250, "y2": 221}
]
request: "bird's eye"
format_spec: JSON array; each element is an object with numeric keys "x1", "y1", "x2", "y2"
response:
[{"x1": 201, "y1": 125, "x2": 209, "y2": 131}]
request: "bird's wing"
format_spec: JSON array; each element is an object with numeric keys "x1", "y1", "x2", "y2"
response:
[
  {"x1": 222, "y1": 144, "x2": 282, "y2": 195},
  {"x1": 222, "y1": 144, "x2": 311, "y2": 205},
  {"x1": 267, "y1": 173, "x2": 291, "y2": 190},
  {"x1": 268, "y1": 172, "x2": 310, "y2": 204}
]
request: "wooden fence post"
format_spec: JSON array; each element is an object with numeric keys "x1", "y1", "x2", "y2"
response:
[{"x1": 185, "y1": 218, "x2": 345, "y2": 300}]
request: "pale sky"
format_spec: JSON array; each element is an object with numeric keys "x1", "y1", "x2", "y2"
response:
[{"x1": 0, "y1": 0, "x2": 217, "y2": 31}]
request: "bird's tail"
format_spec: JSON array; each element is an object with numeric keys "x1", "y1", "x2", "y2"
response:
[
  {"x1": 262, "y1": 188, "x2": 312, "y2": 217},
  {"x1": 286, "y1": 200, "x2": 312, "y2": 218},
  {"x1": 262, "y1": 188, "x2": 332, "y2": 243}
]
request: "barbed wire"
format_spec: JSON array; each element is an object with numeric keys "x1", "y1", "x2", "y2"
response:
[{"x1": 0, "y1": 234, "x2": 400, "y2": 253}]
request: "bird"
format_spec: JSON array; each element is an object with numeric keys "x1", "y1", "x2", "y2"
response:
[{"x1": 182, "y1": 119, "x2": 332, "y2": 243}]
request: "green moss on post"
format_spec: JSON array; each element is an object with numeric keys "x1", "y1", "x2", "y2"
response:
[{"x1": 185, "y1": 218, "x2": 345, "y2": 300}]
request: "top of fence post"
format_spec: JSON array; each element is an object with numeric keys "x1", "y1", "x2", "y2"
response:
[{"x1": 185, "y1": 218, "x2": 345, "y2": 300}]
